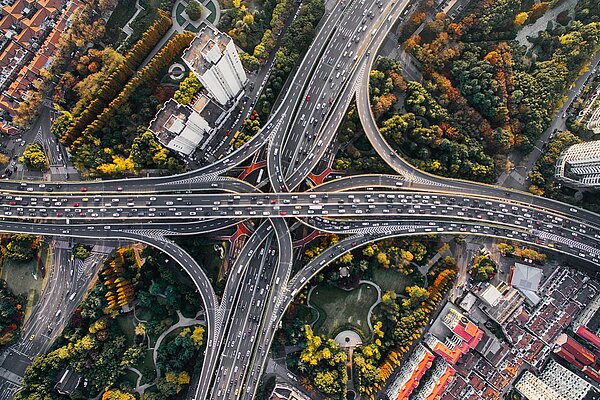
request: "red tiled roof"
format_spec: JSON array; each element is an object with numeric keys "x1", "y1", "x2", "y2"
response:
[
  {"x1": 555, "y1": 347, "x2": 584, "y2": 369},
  {"x1": 453, "y1": 319, "x2": 483, "y2": 348},
  {"x1": 396, "y1": 350, "x2": 435, "y2": 400},
  {"x1": 4, "y1": 0, "x2": 32, "y2": 18},
  {"x1": 14, "y1": 25, "x2": 40, "y2": 46},
  {"x1": 583, "y1": 366, "x2": 600, "y2": 384},
  {"x1": 555, "y1": 334, "x2": 596, "y2": 366},
  {"x1": 576, "y1": 326, "x2": 600, "y2": 351},
  {"x1": 29, "y1": 53, "x2": 48, "y2": 73}
]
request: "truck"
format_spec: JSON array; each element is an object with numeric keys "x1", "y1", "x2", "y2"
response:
[{"x1": 309, "y1": 204, "x2": 323, "y2": 210}]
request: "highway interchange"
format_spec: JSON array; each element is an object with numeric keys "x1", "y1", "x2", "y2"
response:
[{"x1": 2, "y1": 0, "x2": 599, "y2": 398}]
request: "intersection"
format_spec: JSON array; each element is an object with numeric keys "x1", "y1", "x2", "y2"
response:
[{"x1": 1, "y1": 0, "x2": 599, "y2": 399}]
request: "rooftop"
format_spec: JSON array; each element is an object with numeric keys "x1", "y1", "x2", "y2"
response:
[
  {"x1": 511, "y1": 263, "x2": 543, "y2": 292},
  {"x1": 182, "y1": 24, "x2": 231, "y2": 76}
]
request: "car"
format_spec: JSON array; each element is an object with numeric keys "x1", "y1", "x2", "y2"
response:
[
  {"x1": 116, "y1": 187, "x2": 123, "y2": 191},
  {"x1": 72, "y1": 202, "x2": 79, "y2": 207},
  {"x1": 305, "y1": 95, "x2": 310, "y2": 101},
  {"x1": 80, "y1": 187, "x2": 87, "y2": 192}
]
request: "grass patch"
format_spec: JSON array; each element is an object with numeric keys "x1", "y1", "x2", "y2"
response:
[
  {"x1": 175, "y1": 235, "x2": 226, "y2": 295},
  {"x1": 121, "y1": 369, "x2": 140, "y2": 388},
  {"x1": 206, "y1": 0, "x2": 217, "y2": 23},
  {"x1": 140, "y1": 349, "x2": 156, "y2": 384},
  {"x1": 115, "y1": 313, "x2": 137, "y2": 347},
  {"x1": 370, "y1": 267, "x2": 415, "y2": 294},
  {"x1": 309, "y1": 283, "x2": 378, "y2": 339},
  {"x1": 175, "y1": 3, "x2": 187, "y2": 25},
  {"x1": 296, "y1": 304, "x2": 318, "y2": 325},
  {"x1": 185, "y1": 22, "x2": 203, "y2": 33},
  {"x1": 1, "y1": 258, "x2": 39, "y2": 296}
]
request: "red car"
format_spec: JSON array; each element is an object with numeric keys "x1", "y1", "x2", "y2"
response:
[
  {"x1": 305, "y1": 95, "x2": 310, "y2": 101},
  {"x1": 279, "y1": 211, "x2": 287, "y2": 216},
  {"x1": 80, "y1": 187, "x2": 87, "y2": 192},
  {"x1": 73, "y1": 202, "x2": 79, "y2": 207}
]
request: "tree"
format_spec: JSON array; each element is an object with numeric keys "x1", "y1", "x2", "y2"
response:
[
  {"x1": 497, "y1": 243, "x2": 514, "y2": 255},
  {"x1": 6, "y1": 234, "x2": 40, "y2": 261},
  {"x1": 173, "y1": 72, "x2": 202, "y2": 105},
  {"x1": 73, "y1": 244, "x2": 91, "y2": 260},
  {"x1": 402, "y1": 286, "x2": 428, "y2": 308},
  {"x1": 470, "y1": 255, "x2": 496, "y2": 281},
  {"x1": 186, "y1": 0, "x2": 203, "y2": 21},
  {"x1": 0, "y1": 153, "x2": 9, "y2": 166},
  {"x1": 0, "y1": 280, "x2": 25, "y2": 347},
  {"x1": 514, "y1": 12, "x2": 528, "y2": 25},
  {"x1": 102, "y1": 389, "x2": 136, "y2": 400},
  {"x1": 20, "y1": 143, "x2": 48, "y2": 170}
]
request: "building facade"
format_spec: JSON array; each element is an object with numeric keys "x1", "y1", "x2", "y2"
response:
[
  {"x1": 555, "y1": 140, "x2": 600, "y2": 189},
  {"x1": 182, "y1": 24, "x2": 247, "y2": 106},
  {"x1": 148, "y1": 96, "x2": 226, "y2": 156}
]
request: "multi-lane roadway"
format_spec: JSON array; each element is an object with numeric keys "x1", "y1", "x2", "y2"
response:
[{"x1": 4, "y1": 0, "x2": 600, "y2": 398}]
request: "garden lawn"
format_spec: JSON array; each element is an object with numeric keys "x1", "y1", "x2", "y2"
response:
[
  {"x1": 309, "y1": 283, "x2": 378, "y2": 339},
  {"x1": 115, "y1": 314, "x2": 137, "y2": 347},
  {"x1": 371, "y1": 267, "x2": 415, "y2": 294},
  {"x1": 1, "y1": 257, "x2": 40, "y2": 297},
  {"x1": 175, "y1": 2, "x2": 187, "y2": 26},
  {"x1": 206, "y1": 0, "x2": 217, "y2": 23}
]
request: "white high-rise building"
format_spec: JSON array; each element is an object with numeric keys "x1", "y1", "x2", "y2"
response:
[
  {"x1": 555, "y1": 140, "x2": 600, "y2": 189},
  {"x1": 182, "y1": 24, "x2": 247, "y2": 106}
]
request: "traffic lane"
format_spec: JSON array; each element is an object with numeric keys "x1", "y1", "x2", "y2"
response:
[
  {"x1": 302, "y1": 216, "x2": 600, "y2": 264},
  {"x1": 281, "y1": 0, "x2": 384, "y2": 173},
  {"x1": 281, "y1": 1, "x2": 377, "y2": 171},
  {"x1": 0, "y1": 193, "x2": 599, "y2": 256},
  {"x1": 283, "y1": 0, "x2": 411, "y2": 188},
  {"x1": 211, "y1": 238, "x2": 277, "y2": 398},
  {"x1": 1, "y1": 189, "x2": 599, "y2": 242},
  {"x1": 267, "y1": 0, "x2": 371, "y2": 190}
]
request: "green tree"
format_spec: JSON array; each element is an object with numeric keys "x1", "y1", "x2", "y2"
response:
[
  {"x1": 19, "y1": 143, "x2": 48, "y2": 170},
  {"x1": 402, "y1": 286, "x2": 429, "y2": 308},
  {"x1": 186, "y1": 0, "x2": 203, "y2": 21},
  {"x1": 173, "y1": 72, "x2": 202, "y2": 105},
  {"x1": 73, "y1": 244, "x2": 92, "y2": 260},
  {"x1": 470, "y1": 255, "x2": 496, "y2": 281},
  {"x1": 6, "y1": 234, "x2": 40, "y2": 261}
]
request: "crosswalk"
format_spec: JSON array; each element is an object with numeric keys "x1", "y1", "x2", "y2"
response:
[
  {"x1": 161, "y1": 173, "x2": 219, "y2": 186},
  {"x1": 535, "y1": 230, "x2": 600, "y2": 256},
  {"x1": 0, "y1": 380, "x2": 20, "y2": 400},
  {"x1": 343, "y1": 224, "x2": 428, "y2": 235},
  {"x1": 403, "y1": 172, "x2": 450, "y2": 187},
  {"x1": 121, "y1": 229, "x2": 173, "y2": 242}
]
